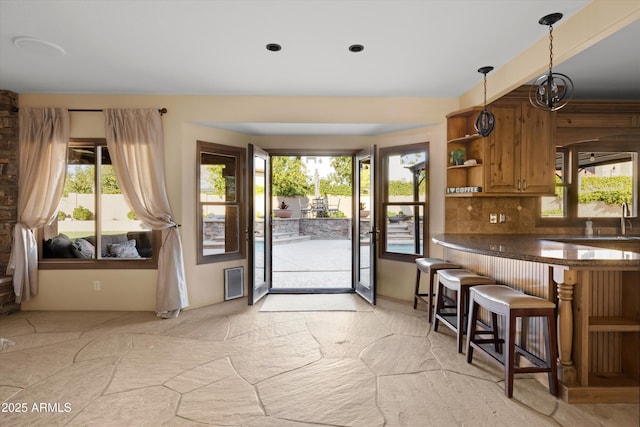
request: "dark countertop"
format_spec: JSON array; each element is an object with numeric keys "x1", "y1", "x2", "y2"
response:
[{"x1": 432, "y1": 234, "x2": 640, "y2": 268}]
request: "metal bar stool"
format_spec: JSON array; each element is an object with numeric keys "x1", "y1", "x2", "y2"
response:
[
  {"x1": 466, "y1": 285, "x2": 558, "y2": 398},
  {"x1": 433, "y1": 269, "x2": 496, "y2": 353},
  {"x1": 413, "y1": 258, "x2": 460, "y2": 322}
]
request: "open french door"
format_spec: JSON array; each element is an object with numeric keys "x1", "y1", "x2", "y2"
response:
[
  {"x1": 248, "y1": 144, "x2": 271, "y2": 305},
  {"x1": 354, "y1": 145, "x2": 377, "y2": 304}
]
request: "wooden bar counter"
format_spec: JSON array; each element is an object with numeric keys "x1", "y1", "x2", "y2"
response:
[{"x1": 433, "y1": 234, "x2": 640, "y2": 403}]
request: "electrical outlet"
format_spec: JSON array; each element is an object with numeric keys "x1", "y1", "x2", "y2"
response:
[
  {"x1": 93, "y1": 280, "x2": 101, "y2": 291},
  {"x1": 489, "y1": 213, "x2": 497, "y2": 224}
]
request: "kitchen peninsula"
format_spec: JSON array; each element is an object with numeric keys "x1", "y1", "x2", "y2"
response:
[{"x1": 433, "y1": 234, "x2": 640, "y2": 403}]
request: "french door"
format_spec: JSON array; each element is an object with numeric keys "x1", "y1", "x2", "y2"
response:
[
  {"x1": 249, "y1": 146, "x2": 376, "y2": 304},
  {"x1": 354, "y1": 146, "x2": 377, "y2": 304},
  {"x1": 248, "y1": 144, "x2": 270, "y2": 305}
]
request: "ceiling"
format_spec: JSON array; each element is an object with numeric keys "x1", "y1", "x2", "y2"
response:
[{"x1": 1, "y1": 0, "x2": 639, "y2": 136}]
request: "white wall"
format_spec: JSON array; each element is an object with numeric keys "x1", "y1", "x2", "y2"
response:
[{"x1": 18, "y1": 94, "x2": 455, "y2": 310}]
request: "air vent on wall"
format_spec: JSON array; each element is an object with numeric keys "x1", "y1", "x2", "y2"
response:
[{"x1": 224, "y1": 267, "x2": 244, "y2": 300}]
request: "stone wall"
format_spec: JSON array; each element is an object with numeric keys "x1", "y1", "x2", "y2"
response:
[
  {"x1": 300, "y1": 218, "x2": 351, "y2": 240},
  {"x1": 0, "y1": 90, "x2": 18, "y2": 313}
]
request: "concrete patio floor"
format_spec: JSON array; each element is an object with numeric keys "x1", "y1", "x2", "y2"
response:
[
  {"x1": 271, "y1": 239, "x2": 355, "y2": 289},
  {"x1": 1, "y1": 295, "x2": 637, "y2": 426}
]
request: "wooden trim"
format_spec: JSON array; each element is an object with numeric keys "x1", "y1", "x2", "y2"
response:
[
  {"x1": 196, "y1": 140, "x2": 246, "y2": 265},
  {"x1": 379, "y1": 142, "x2": 430, "y2": 262}
]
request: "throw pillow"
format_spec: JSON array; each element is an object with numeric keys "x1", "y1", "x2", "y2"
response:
[
  {"x1": 72, "y1": 238, "x2": 96, "y2": 259},
  {"x1": 44, "y1": 234, "x2": 75, "y2": 258},
  {"x1": 108, "y1": 239, "x2": 141, "y2": 258}
]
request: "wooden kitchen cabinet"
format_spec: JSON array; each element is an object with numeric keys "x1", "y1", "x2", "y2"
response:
[
  {"x1": 484, "y1": 101, "x2": 555, "y2": 195},
  {"x1": 445, "y1": 93, "x2": 555, "y2": 197}
]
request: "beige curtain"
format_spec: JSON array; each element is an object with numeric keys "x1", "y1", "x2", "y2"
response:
[
  {"x1": 7, "y1": 108, "x2": 69, "y2": 302},
  {"x1": 104, "y1": 109, "x2": 188, "y2": 318}
]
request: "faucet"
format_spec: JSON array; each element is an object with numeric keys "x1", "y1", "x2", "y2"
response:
[{"x1": 621, "y1": 202, "x2": 630, "y2": 235}]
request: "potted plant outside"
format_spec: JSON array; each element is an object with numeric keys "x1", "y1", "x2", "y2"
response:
[
  {"x1": 274, "y1": 200, "x2": 292, "y2": 218},
  {"x1": 450, "y1": 148, "x2": 466, "y2": 166},
  {"x1": 359, "y1": 201, "x2": 370, "y2": 218}
]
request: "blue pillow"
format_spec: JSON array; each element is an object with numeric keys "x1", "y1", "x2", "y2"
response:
[{"x1": 72, "y1": 238, "x2": 95, "y2": 259}]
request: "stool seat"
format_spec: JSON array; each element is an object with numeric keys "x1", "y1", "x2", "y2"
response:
[
  {"x1": 472, "y1": 285, "x2": 556, "y2": 312},
  {"x1": 433, "y1": 269, "x2": 496, "y2": 353},
  {"x1": 413, "y1": 258, "x2": 460, "y2": 320},
  {"x1": 416, "y1": 258, "x2": 459, "y2": 273},
  {"x1": 466, "y1": 285, "x2": 558, "y2": 398},
  {"x1": 437, "y1": 269, "x2": 497, "y2": 291}
]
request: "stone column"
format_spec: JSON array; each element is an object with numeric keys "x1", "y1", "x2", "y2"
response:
[{"x1": 0, "y1": 90, "x2": 19, "y2": 314}]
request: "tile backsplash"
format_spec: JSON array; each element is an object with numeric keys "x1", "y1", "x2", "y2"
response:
[{"x1": 444, "y1": 197, "x2": 637, "y2": 235}]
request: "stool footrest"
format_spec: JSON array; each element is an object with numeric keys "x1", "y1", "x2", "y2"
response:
[{"x1": 515, "y1": 346, "x2": 549, "y2": 369}]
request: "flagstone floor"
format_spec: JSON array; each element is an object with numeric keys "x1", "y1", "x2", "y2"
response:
[{"x1": 1, "y1": 295, "x2": 638, "y2": 426}]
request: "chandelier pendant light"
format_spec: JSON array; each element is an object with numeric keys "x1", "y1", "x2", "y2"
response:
[
  {"x1": 475, "y1": 66, "x2": 495, "y2": 137},
  {"x1": 529, "y1": 12, "x2": 574, "y2": 111}
]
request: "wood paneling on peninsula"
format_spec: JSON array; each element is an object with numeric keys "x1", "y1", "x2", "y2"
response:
[{"x1": 434, "y1": 234, "x2": 640, "y2": 403}]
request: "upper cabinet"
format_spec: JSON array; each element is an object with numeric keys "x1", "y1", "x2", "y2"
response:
[
  {"x1": 446, "y1": 93, "x2": 555, "y2": 197},
  {"x1": 484, "y1": 101, "x2": 554, "y2": 195}
]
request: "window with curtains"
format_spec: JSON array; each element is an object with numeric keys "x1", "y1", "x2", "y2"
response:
[
  {"x1": 39, "y1": 138, "x2": 158, "y2": 269},
  {"x1": 197, "y1": 140, "x2": 245, "y2": 264}
]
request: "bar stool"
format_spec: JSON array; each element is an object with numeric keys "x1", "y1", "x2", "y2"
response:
[
  {"x1": 413, "y1": 258, "x2": 460, "y2": 322},
  {"x1": 466, "y1": 285, "x2": 558, "y2": 398},
  {"x1": 433, "y1": 269, "x2": 496, "y2": 353}
]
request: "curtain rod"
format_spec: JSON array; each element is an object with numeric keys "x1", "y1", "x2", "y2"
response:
[{"x1": 10, "y1": 107, "x2": 167, "y2": 116}]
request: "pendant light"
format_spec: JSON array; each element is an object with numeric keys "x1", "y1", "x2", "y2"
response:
[
  {"x1": 475, "y1": 66, "x2": 495, "y2": 137},
  {"x1": 529, "y1": 13, "x2": 574, "y2": 111}
]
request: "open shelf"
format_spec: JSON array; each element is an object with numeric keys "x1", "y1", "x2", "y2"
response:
[
  {"x1": 447, "y1": 134, "x2": 481, "y2": 144},
  {"x1": 447, "y1": 163, "x2": 482, "y2": 170}
]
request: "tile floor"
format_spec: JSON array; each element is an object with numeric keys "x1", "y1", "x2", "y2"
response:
[{"x1": 0, "y1": 295, "x2": 638, "y2": 426}]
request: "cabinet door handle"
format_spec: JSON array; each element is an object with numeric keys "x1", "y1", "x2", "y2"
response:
[
  {"x1": 522, "y1": 179, "x2": 527, "y2": 191},
  {"x1": 517, "y1": 179, "x2": 521, "y2": 191}
]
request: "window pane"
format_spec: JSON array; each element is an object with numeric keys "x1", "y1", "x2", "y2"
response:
[
  {"x1": 541, "y1": 151, "x2": 565, "y2": 217},
  {"x1": 387, "y1": 152, "x2": 426, "y2": 203},
  {"x1": 202, "y1": 205, "x2": 240, "y2": 256},
  {"x1": 47, "y1": 147, "x2": 97, "y2": 258},
  {"x1": 200, "y1": 152, "x2": 237, "y2": 202},
  {"x1": 385, "y1": 204, "x2": 423, "y2": 255},
  {"x1": 100, "y1": 148, "x2": 153, "y2": 259},
  {"x1": 577, "y1": 152, "x2": 634, "y2": 218}
]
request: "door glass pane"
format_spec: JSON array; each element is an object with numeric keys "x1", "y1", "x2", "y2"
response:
[
  {"x1": 358, "y1": 157, "x2": 371, "y2": 288},
  {"x1": 577, "y1": 152, "x2": 634, "y2": 217},
  {"x1": 254, "y1": 154, "x2": 266, "y2": 289}
]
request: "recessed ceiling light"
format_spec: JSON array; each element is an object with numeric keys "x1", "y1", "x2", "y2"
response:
[
  {"x1": 266, "y1": 43, "x2": 282, "y2": 52},
  {"x1": 13, "y1": 37, "x2": 66, "y2": 56},
  {"x1": 348, "y1": 44, "x2": 364, "y2": 53}
]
